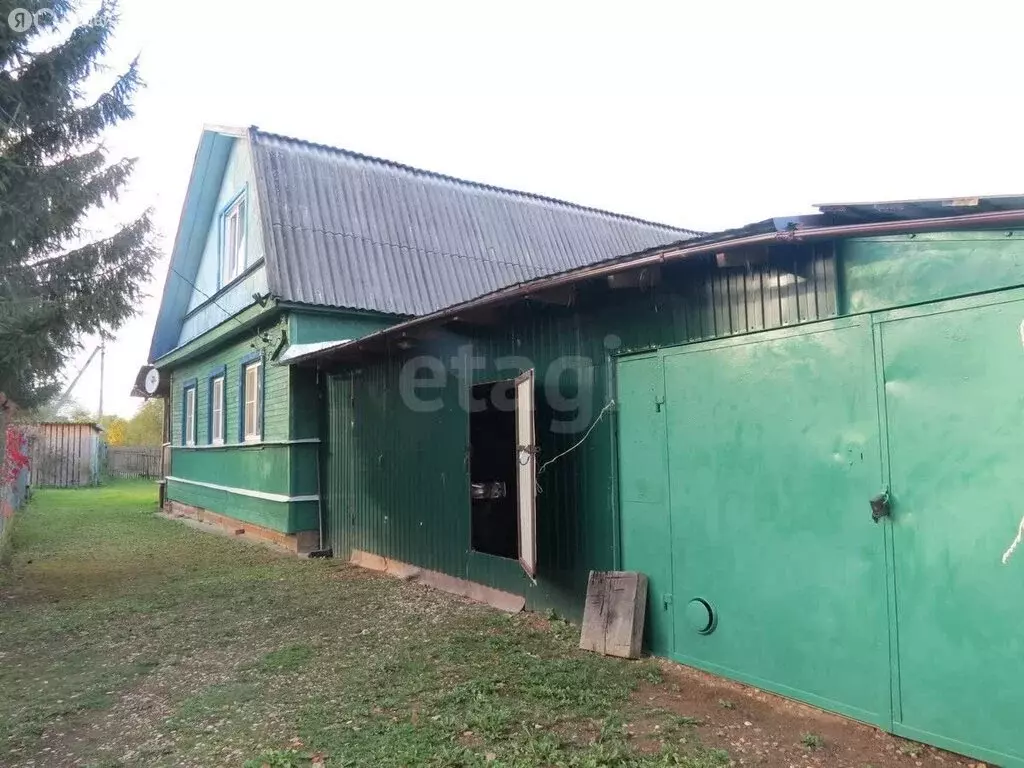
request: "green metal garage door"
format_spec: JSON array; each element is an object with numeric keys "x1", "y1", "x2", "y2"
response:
[
  {"x1": 618, "y1": 354, "x2": 674, "y2": 657},
  {"x1": 660, "y1": 318, "x2": 891, "y2": 728},
  {"x1": 618, "y1": 289, "x2": 1024, "y2": 765},
  {"x1": 879, "y1": 293, "x2": 1024, "y2": 766}
]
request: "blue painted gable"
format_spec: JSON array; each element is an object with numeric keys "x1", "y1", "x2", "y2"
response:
[
  {"x1": 187, "y1": 140, "x2": 267, "y2": 314},
  {"x1": 148, "y1": 127, "x2": 261, "y2": 362}
]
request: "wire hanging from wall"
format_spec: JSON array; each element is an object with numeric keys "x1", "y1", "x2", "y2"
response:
[
  {"x1": 536, "y1": 399, "x2": 616, "y2": 482},
  {"x1": 1002, "y1": 515, "x2": 1024, "y2": 564}
]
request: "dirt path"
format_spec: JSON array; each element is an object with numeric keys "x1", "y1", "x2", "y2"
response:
[{"x1": 636, "y1": 662, "x2": 982, "y2": 768}]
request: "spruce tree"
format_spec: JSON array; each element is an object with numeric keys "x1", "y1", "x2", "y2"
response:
[{"x1": 0, "y1": 0, "x2": 155, "y2": 408}]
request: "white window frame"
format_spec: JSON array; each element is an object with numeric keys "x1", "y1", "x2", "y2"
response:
[
  {"x1": 243, "y1": 360, "x2": 262, "y2": 442},
  {"x1": 210, "y1": 376, "x2": 225, "y2": 445},
  {"x1": 220, "y1": 192, "x2": 247, "y2": 287},
  {"x1": 184, "y1": 386, "x2": 196, "y2": 447}
]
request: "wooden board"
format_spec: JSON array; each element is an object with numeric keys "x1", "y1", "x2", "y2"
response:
[{"x1": 579, "y1": 571, "x2": 648, "y2": 659}]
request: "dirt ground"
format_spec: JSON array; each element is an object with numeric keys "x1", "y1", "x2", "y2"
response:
[{"x1": 635, "y1": 661, "x2": 983, "y2": 768}]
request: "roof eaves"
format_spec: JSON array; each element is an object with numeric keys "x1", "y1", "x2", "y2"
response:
[{"x1": 288, "y1": 206, "x2": 1024, "y2": 366}]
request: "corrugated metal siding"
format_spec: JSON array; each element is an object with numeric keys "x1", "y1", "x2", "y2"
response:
[
  {"x1": 325, "y1": 356, "x2": 470, "y2": 574},
  {"x1": 322, "y1": 249, "x2": 838, "y2": 616},
  {"x1": 250, "y1": 129, "x2": 698, "y2": 317}
]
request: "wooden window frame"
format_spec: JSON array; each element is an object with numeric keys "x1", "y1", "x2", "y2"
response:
[
  {"x1": 239, "y1": 352, "x2": 264, "y2": 443},
  {"x1": 181, "y1": 379, "x2": 197, "y2": 447},
  {"x1": 207, "y1": 366, "x2": 226, "y2": 445},
  {"x1": 219, "y1": 189, "x2": 247, "y2": 289}
]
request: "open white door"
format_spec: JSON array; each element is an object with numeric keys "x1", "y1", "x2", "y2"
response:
[{"x1": 515, "y1": 369, "x2": 537, "y2": 577}]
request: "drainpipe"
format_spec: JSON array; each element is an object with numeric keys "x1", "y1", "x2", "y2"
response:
[{"x1": 308, "y1": 366, "x2": 332, "y2": 558}]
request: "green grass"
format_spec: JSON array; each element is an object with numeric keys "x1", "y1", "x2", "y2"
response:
[
  {"x1": 800, "y1": 732, "x2": 824, "y2": 750},
  {"x1": 0, "y1": 482, "x2": 727, "y2": 767}
]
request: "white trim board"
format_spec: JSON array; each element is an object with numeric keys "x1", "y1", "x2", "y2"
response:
[{"x1": 165, "y1": 476, "x2": 318, "y2": 503}]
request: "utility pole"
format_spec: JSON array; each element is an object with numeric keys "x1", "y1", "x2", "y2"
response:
[{"x1": 98, "y1": 341, "x2": 105, "y2": 419}]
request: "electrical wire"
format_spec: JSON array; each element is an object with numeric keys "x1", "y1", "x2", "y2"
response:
[{"x1": 537, "y1": 399, "x2": 616, "y2": 477}]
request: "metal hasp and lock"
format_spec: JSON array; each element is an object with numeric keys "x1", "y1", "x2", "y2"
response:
[{"x1": 870, "y1": 490, "x2": 891, "y2": 523}]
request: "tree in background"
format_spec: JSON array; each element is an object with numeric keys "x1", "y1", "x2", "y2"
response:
[
  {"x1": 91, "y1": 400, "x2": 162, "y2": 446},
  {"x1": 0, "y1": 1, "x2": 156, "y2": 408},
  {"x1": 98, "y1": 414, "x2": 126, "y2": 444},
  {"x1": 123, "y1": 398, "x2": 161, "y2": 446}
]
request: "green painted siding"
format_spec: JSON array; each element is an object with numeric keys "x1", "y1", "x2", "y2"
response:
[
  {"x1": 288, "y1": 310, "x2": 398, "y2": 344},
  {"x1": 284, "y1": 311, "x2": 399, "y2": 440},
  {"x1": 166, "y1": 320, "x2": 321, "y2": 534},
  {"x1": 171, "y1": 443, "x2": 318, "y2": 496},
  {"x1": 166, "y1": 478, "x2": 317, "y2": 533},
  {"x1": 157, "y1": 303, "x2": 278, "y2": 369},
  {"x1": 840, "y1": 229, "x2": 1024, "y2": 314},
  {"x1": 169, "y1": 332, "x2": 289, "y2": 446}
]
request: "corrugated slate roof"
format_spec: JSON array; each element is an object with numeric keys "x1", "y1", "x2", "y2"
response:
[{"x1": 249, "y1": 129, "x2": 699, "y2": 316}]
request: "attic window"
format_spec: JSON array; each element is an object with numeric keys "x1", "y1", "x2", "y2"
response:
[{"x1": 220, "y1": 192, "x2": 247, "y2": 286}]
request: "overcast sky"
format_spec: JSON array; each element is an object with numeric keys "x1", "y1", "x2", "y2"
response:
[{"x1": 62, "y1": 0, "x2": 1024, "y2": 417}]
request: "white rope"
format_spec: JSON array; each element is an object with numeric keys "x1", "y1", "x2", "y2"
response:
[
  {"x1": 1003, "y1": 515, "x2": 1024, "y2": 564},
  {"x1": 537, "y1": 399, "x2": 616, "y2": 477}
]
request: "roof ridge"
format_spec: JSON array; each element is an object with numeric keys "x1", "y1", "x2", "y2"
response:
[{"x1": 248, "y1": 126, "x2": 702, "y2": 235}]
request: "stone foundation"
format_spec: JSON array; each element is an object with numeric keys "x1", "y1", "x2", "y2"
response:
[{"x1": 164, "y1": 499, "x2": 320, "y2": 555}]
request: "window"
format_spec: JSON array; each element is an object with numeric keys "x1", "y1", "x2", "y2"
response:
[
  {"x1": 183, "y1": 385, "x2": 196, "y2": 446},
  {"x1": 210, "y1": 376, "x2": 224, "y2": 444},
  {"x1": 220, "y1": 192, "x2": 247, "y2": 286},
  {"x1": 242, "y1": 359, "x2": 262, "y2": 441}
]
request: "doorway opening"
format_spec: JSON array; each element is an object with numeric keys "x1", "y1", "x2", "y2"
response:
[{"x1": 469, "y1": 380, "x2": 519, "y2": 559}]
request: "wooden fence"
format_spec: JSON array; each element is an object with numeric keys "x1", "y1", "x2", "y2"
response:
[
  {"x1": 26, "y1": 422, "x2": 103, "y2": 487},
  {"x1": 106, "y1": 446, "x2": 163, "y2": 479}
]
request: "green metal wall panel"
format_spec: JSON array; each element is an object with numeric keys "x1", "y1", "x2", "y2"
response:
[
  {"x1": 321, "y1": 250, "x2": 840, "y2": 619},
  {"x1": 288, "y1": 309, "x2": 398, "y2": 345},
  {"x1": 878, "y1": 294, "x2": 1024, "y2": 766},
  {"x1": 658, "y1": 320, "x2": 891, "y2": 728},
  {"x1": 617, "y1": 354, "x2": 673, "y2": 656},
  {"x1": 840, "y1": 230, "x2": 1024, "y2": 315},
  {"x1": 166, "y1": 479, "x2": 317, "y2": 533}
]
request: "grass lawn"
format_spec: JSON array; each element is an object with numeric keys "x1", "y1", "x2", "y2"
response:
[{"x1": 0, "y1": 482, "x2": 728, "y2": 767}]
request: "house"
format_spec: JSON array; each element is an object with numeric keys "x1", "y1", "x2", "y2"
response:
[
  {"x1": 146, "y1": 126, "x2": 1024, "y2": 765},
  {"x1": 145, "y1": 125, "x2": 694, "y2": 552}
]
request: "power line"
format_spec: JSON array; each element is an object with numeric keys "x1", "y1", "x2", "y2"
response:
[{"x1": 166, "y1": 263, "x2": 258, "y2": 334}]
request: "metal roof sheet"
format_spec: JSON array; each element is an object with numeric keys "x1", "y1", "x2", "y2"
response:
[
  {"x1": 249, "y1": 129, "x2": 699, "y2": 316},
  {"x1": 817, "y1": 194, "x2": 1024, "y2": 223}
]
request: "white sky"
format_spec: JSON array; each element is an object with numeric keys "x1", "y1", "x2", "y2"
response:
[{"x1": 63, "y1": 0, "x2": 1024, "y2": 417}]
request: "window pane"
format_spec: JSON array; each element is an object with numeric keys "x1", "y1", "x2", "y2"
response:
[
  {"x1": 222, "y1": 199, "x2": 246, "y2": 284},
  {"x1": 235, "y1": 201, "x2": 246, "y2": 269},
  {"x1": 185, "y1": 388, "x2": 195, "y2": 445},
  {"x1": 212, "y1": 378, "x2": 223, "y2": 441},
  {"x1": 244, "y1": 363, "x2": 260, "y2": 439}
]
